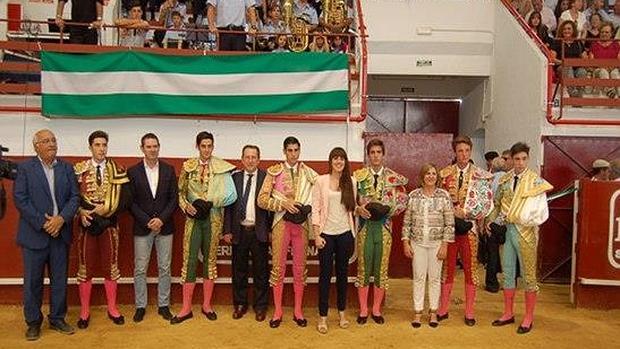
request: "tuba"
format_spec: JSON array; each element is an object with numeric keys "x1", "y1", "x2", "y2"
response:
[
  {"x1": 322, "y1": 0, "x2": 348, "y2": 33},
  {"x1": 282, "y1": 0, "x2": 309, "y2": 52}
]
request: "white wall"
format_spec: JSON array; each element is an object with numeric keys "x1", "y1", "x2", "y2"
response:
[
  {"x1": 363, "y1": 0, "x2": 494, "y2": 76},
  {"x1": 459, "y1": 79, "x2": 487, "y2": 167}
]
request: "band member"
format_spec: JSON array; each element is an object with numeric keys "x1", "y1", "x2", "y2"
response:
[
  {"x1": 489, "y1": 142, "x2": 552, "y2": 334},
  {"x1": 353, "y1": 139, "x2": 408, "y2": 324},
  {"x1": 437, "y1": 135, "x2": 494, "y2": 326},
  {"x1": 75, "y1": 130, "x2": 131, "y2": 329},
  {"x1": 127, "y1": 133, "x2": 178, "y2": 322},
  {"x1": 257, "y1": 136, "x2": 318, "y2": 328},
  {"x1": 223, "y1": 145, "x2": 273, "y2": 322},
  {"x1": 14, "y1": 129, "x2": 79, "y2": 340},
  {"x1": 312, "y1": 147, "x2": 356, "y2": 334},
  {"x1": 171, "y1": 131, "x2": 237, "y2": 324}
]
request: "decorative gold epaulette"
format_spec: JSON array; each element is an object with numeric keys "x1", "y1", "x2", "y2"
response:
[
  {"x1": 353, "y1": 167, "x2": 370, "y2": 182},
  {"x1": 183, "y1": 158, "x2": 199, "y2": 173},
  {"x1": 108, "y1": 159, "x2": 130, "y2": 184},
  {"x1": 267, "y1": 163, "x2": 284, "y2": 176},
  {"x1": 210, "y1": 156, "x2": 236, "y2": 174},
  {"x1": 439, "y1": 165, "x2": 455, "y2": 179},
  {"x1": 385, "y1": 168, "x2": 408, "y2": 186},
  {"x1": 300, "y1": 163, "x2": 319, "y2": 184},
  {"x1": 74, "y1": 160, "x2": 90, "y2": 175}
]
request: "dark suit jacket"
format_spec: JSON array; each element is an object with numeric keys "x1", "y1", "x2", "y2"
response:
[
  {"x1": 13, "y1": 157, "x2": 79, "y2": 249},
  {"x1": 128, "y1": 160, "x2": 178, "y2": 236},
  {"x1": 224, "y1": 169, "x2": 273, "y2": 244}
]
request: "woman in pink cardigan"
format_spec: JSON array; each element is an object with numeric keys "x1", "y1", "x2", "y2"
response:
[{"x1": 312, "y1": 147, "x2": 357, "y2": 334}]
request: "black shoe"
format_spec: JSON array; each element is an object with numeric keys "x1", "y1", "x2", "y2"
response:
[
  {"x1": 464, "y1": 317, "x2": 476, "y2": 326},
  {"x1": 371, "y1": 314, "x2": 385, "y2": 324},
  {"x1": 77, "y1": 316, "x2": 90, "y2": 329},
  {"x1": 269, "y1": 318, "x2": 282, "y2": 328},
  {"x1": 49, "y1": 320, "x2": 75, "y2": 335},
  {"x1": 485, "y1": 285, "x2": 500, "y2": 293},
  {"x1": 517, "y1": 323, "x2": 533, "y2": 334},
  {"x1": 202, "y1": 309, "x2": 217, "y2": 321},
  {"x1": 411, "y1": 321, "x2": 421, "y2": 328},
  {"x1": 158, "y1": 306, "x2": 173, "y2": 321},
  {"x1": 356, "y1": 315, "x2": 368, "y2": 325},
  {"x1": 170, "y1": 312, "x2": 193, "y2": 324},
  {"x1": 108, "y1": 312, "x2": 125, "y2": 325},
  {"x1": 492, "y1": 317, "x2": 515, "y2": 327},
  {"x1": 255, "y1": 310, "x2": 267, "y2": 322},
  {"x1": 25, "y1": 326, "x2": 41, "y2": 341},
  {"x1": 436, "y1": 313, "x2": 449, "y2": 322},
  {"x1": 293, "y1": 316, "x2": 307, "y2": 327},
  {"x1": 232, "y1": 305, "x2": 248, "y2": 320},
  {"x1": 133, "y1": 308, "x2": 146, "y2": 323}
]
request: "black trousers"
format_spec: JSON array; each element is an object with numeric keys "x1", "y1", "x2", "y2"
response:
[
  {"x1": 318, "y1": 231, "x2": 354, "y2": 317},
  {"x1": 484, "y1": 240, "x2": 501, "y2": 290},
  {"x1": 218, "y1": 27, "x2": 246, "y2": 51},
  {"x1": 68, "y1": 26, "x2": 98, "y2": 45},
  {"x1": 232, "y1": 226, "x2": 269, "y2": 312}
]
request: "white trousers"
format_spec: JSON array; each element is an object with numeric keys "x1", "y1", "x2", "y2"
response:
[{"x1": 411, "y1": 241, "x2": 443, "y2": 312}]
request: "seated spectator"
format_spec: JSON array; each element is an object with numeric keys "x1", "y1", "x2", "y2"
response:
[
  {"x1": 591, "y1": 159, "x2": 611, "y2": 181},
  {"x1": 611, "y1": 2, "x2": 620, "y2": 35},
  {"x1": 584, "y1": 0, "x2": 612, "y2": 22},
  {"x1": 589, "y1": 22, "x2": 620, "y2": 98},
  {"x1": 155, "y1": 0, "x2": 187, "y2": 47},
  {"x1": 294, "y1": 0, "x2": 319, "y2": 31},
  {"x1": 330, "y1": 35, "x2": 348, "y2": 53},
  {"x1": 163, "y1": 11, "x2": 187, "y2": 48},
  {"x1": 529, "y1": 11, "x2": 553, "y2": 45},
  {"x1": 586, "y1": 12, "x2": 603, "y2": 41},
  {"x1": 262, "y1": 4, "x2": 288, "y2": 51},
  {"x1": 115, "y1": 2, "x2": 150, "y2": 47},
  {"x1": 551, "y1": 20, "x2": 588, "y2": 97},
  {"x1": 554, "y1": 0, "x2": 570, "y2": 22},
  {"x1": 512, "y1": 0, "x2": 533, "y2": 18},
  {"x1": 272, "y1": 34, "x2": 290, "y2": 52},
  {"x1": 526, "y1": 0, "x2": 557, "y2": 32},
  {"x1": 560, "y1": 0, "x2": 587, "y2": 38},
  {"x1": 309, "y1": 32, "x2": 330, "y2": 52}
]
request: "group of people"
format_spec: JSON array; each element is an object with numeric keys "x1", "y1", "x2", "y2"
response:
[{"x1": 14, "y1": 130, "x2": 553, "y2": 341}]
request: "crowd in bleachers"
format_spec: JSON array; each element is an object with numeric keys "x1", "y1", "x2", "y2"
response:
[{"x1": 515, "y1": 0, "x2": 620, "y2": 99}]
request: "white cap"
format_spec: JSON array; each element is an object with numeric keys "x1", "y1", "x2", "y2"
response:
[{"x1": 593, "y1": 159, "x2": 610, "y2": 169}]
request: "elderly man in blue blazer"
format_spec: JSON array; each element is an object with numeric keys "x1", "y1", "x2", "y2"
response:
[{"x1": 13, "y1": 129, "x2": 79, "y2": 341}]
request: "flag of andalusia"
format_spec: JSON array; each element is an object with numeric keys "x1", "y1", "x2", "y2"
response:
[{"x1": 41, "y1": 51, "x2": 349, "y2": 117}]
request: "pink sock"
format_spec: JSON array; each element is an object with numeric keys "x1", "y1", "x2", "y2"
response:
[
  {"x1": 293, "y1": 282, "x2": 305, "y2": 319},
  {"x1": 358, "y1": 286, "x2": 369, "y2": 317},
  {"x1": 202, "y1": 279, "x2": 215, "y2": 313},
  {"x1": 372, "y1": 286, "x2": 385, "y2": 316},
  {"x1": 103, "y1": 279, "x2": 121, "y2": 317},
  {"x1": 464, "y1": 284, "x2": 476, "y2": 319},
  {"x1": 522, "y1": 291, "x2": 537, "y2": 328},
  {"x1": 178, "y1": 283, "x2": 195, "y2": 317},
  {"x1": 500, "y1": 289, "x2": 516, "y2": 321},
  {"x1": 438, "y1": 283, "x2": 453, "y2": 316},
  {"x1": 272, "y1": 283, "x2": 284, "y2": 320},
  {"x1": 78, "y1": 280, "x2": 92, "y2": 320}
]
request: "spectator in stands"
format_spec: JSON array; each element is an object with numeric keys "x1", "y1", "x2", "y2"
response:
[
  {"x1": 584, "y1": 0, "x2": 612, "y2": 22},
  {"x1": 55, "y1": 0, "x2": 103, "y2": 45},
  {"x1": 320, "y1": 2, "x2": 353, "y2": 33},
  {"x1": 116, "y1": 2, "x2": 150, "y2": 47},
  {"x1": 589, "y1": 22, "x2": 620, "y2": 98},
  {"x1": 484, "y1": 151, "x2": 500, "y2": 172},
  {"x1": 295, "y1": 0, "x2": 319, "y2": 31},
  {"x1": 586, "y1": 12, "x2": 603, "y2": 41},
  {"x1": 154, "y1": 0, "x2": 187, "y2": 47},
  {"x1": 611, "y1": 2, "x2": 620, "y2": 35},
  {"x1": 309, "y1": 33, "x2": 330, "y2": 52},
  {"x1": 529, "y1": 11, "x2": 554, "y2": 45},
  {"x1": 554, "y1": 0, "x2": 571, "y2": 24},
  {"x1": 560, "y1": 0, "x2": 588, "y2": 37},
  {"x1": 610, "y1": 158, "x2": 620, "y2": 181},
  {"x1": 262, "y1": 4, "x2": 288, "y2": 50},
  {"x1": 501, "y1": 150, "x2": 514, "y2": 171},
  {"x1": 330, "y1": 35, "x2": 348, "y2": 53},
  {"x1": 591, "y1": 159, "x2": 611, "y2": 181},
  {"x1": 272, "y1": 34, "x2": 290, "y2": 52},
  {"x1": 163, "y1": 11, "x2": 187, "y2": 48},
  {"x1": 526, "y1": 0, "x2": 557, "y2": 32},
  {"x1": 207, "y1": 0, "x2": 259, "y2": 51},
  {"x1": 551, "y1": 20, "x2": 588, "y2": 97},
  {"x1": 512, "y1": 0, "x2": 533, "y2": 18}
]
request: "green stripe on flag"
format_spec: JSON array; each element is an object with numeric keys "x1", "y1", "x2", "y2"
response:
[
  {"x1": 41, "y1": 51, "x2": 349, "y2": 74},
  {"x1": 42, "y1": 91, "x2": 349, "y2": 117}
]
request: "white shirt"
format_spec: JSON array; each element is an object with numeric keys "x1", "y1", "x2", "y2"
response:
[
  {"x1": 456, "y1": 163, "x2": 470, "y2": 188},
  {"x1": 39, "y1": 157, "x2": 59, "y2": 215},
  {"x1": 241, "y1": 170, "x2": 258, "y2": 226},
  {"x1": 323, "y1": 189, "x2": 350, "y2": 235},
  {"x1": 144, "y1": 160, "x2": 159, "y2": 199},
  {"x1": 560, "y1": 10, "x2": 588, "y2": 36},
  {"x1": 91, "y1": 158, "x2": 107, "y2": 183}
]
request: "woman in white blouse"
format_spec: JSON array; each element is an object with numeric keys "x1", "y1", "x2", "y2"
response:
[
  {"x1": 402, "y1": 164, "x2": 455, "y2": 328},
  {"x1": 560, "y1": 0, "x2": 587, "y2": 37}
]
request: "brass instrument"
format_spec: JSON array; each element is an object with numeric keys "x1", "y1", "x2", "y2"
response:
[
  {"x1": 282, "y1": 0, "x2": 309, "y2": 52},
  {"x1": 322, "y1": 0, "x2": 348, "y2": 33}
]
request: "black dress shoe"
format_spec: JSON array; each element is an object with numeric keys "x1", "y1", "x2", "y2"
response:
[
  {"x1": 293, "y1": 316, "x2": 307, "y2": 327},
  {"x1": 356, "y1": 315, "x2": 368, "y2": 325},
  {"x1": 255, "y1": 310, "x2": 267, "y2": 322},
  {"x1": 492, "y1": 317, "x2": 515, "y2": 327},
  {"x1": 77, "y1": 317, "x2": 90, "y2": 329},
  {"x1": 517, "y1": 323, "x2": 533, "y2": 334},
  {"x1": 202, "y1": 309, "x2": 217, "y2": 321},
  {"x1": 411, "y1": 321, "x2": 421, "y2": 328},
  {"x1": 436, "y1": 313, "x2": 449, "y2": 322},
  {"x1": 371, "y1": 314, "x2": 385, "y2": 324},
  {"x1": 269, "y1": 318, "x2": 282, "y2": 328},
  {"x1": 133, "y1": 308, "x2": 146, "y2": 323},
  {"x1": 170, "y1": 312, "x2": 193, "y2": 324},
  {"x1": 232, "y1": 305, "x2": 248, "y2": 320},
  {"x1": 49, "y1": 320, "x2": 75, "y2": 335},
  {"x1": 108, "y1": 313, "x2": 125, "y2": 325},
  {"x1": 25, "y1": 326, "x2": 41, "y2": 341},
  {"x1": 464, "y1": 317, "x2": 476, "y2": 327},
  {"x1": 485, "y1": 286, "x2": 500, "y2": 293},
  {"x1": 158, "y1": 306, "x2": 173, "y2": 321}
]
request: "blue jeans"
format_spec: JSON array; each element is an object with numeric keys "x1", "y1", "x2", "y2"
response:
[{"x1": 134, "y1": 232, "x2": 172, "y2": 308}]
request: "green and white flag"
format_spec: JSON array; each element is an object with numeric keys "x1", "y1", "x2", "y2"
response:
[{"x1": 41, "y1": 51, "x2": 349, "y2": 117}]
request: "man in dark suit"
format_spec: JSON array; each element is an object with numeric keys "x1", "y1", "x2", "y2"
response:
[
  {"x1": 13, "y1": 129, "x2": 79, "y2": 341},
  {"x1": 224, "y1": 145, "x2": 272, "y2": 322},
  {"x1": 127, "y1": 133, "x2": 178, "y2": 322}
]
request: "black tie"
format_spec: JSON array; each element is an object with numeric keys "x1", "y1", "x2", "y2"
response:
[
  {"x1": 373, "y1": 174, "x2": 379, "y2": 190},
  {"x1": 458, "y1": 171, "x2": 464, "y2": 190},
  {"x1": 96, "y1": 165, "x2": 102, "y2": 186},
  {"x1": 513, "y1": 175, "x2": 519, "y2": 191},
  {"x1": 239, "y1": 173, "x2": 253, "y2": 220}
]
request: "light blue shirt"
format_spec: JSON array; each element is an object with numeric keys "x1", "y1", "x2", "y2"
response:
[
  {"x1": 294, "y1": 0, "x2": 318, "y2": 25},
  {"x1": 38, "y1": 157, "x2": 58, "y2": 216},
  {"x1": 207, "y1": 0, "x2": 256, "y2": 27}
]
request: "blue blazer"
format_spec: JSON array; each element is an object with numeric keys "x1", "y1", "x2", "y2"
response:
[{"x1": 13, "y1": 157, "x2": 79, "y2": 249}]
